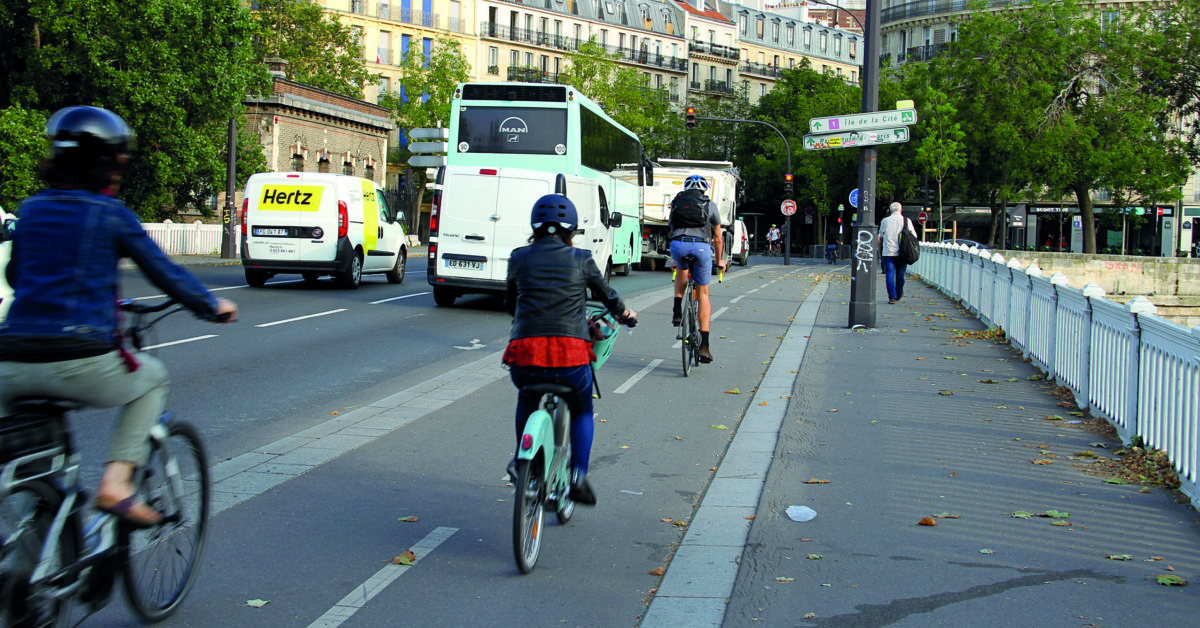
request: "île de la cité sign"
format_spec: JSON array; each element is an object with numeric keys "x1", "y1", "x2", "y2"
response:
[
  {"x1": 809, "y1": 109, "x2": 917, "y2": 134},
  {"x1": 802, "y1": 126, "x2": 910, "y2": 151}
]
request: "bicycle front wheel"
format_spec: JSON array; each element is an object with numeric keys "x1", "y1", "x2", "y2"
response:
[
  {"x1": 512, "y1": 459, "x2": 544, "y2": 574},
  {"x1": 122, "y1": 421, "x2": 210, "y2": 622},
  {"x1": 0, "y1": 481, "x2": 73, "y2": 627}
]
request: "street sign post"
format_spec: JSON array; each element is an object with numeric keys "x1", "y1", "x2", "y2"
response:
[
  {"x1": 407, "y1": 128, "x2": 448, "y2": 168},
  {"x1": 781, "y1": 199, "x2": 797, "y2": 216},
  {"x1": 803, "y1": 127, "x2": 910, "y2": 151},
  {"x1": 409, "y1": 128, "x2": 449, "y2": 141},
  {"x1": 809, "y1": 109, "x2": 917, "y2": 134},
  {"x1": 918, "y1": 211, "x2": 929, "y2": 224}
]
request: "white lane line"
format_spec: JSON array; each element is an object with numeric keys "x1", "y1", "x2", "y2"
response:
[
  {"x1": 371, "y1": 291, "x2": 431, "y2": 304},
  {"x1": 747, "y1": 288, "x2": 759, "y2": 294},
  {"x1": 614, "y1": 359, "x2": 664, "y2": 394},
  {"x1": 307, "y1": 526, "x2": 458, "y2": 628},
  {"x1": 255, "y1": 309, "x2": 347, "y2": 328},
  {"x1": 142, "y1": 335, "x2": 218, "y2": 351},
  {"x1": 670, "y1": 308, "x2": 728, "y2": 349},
  {"x1": 730, "y1": 295, "x2": 745, "y2": 304}
]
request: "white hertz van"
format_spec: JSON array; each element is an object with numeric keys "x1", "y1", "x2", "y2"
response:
[
  {"x1": 241, "y1": 172, "x2": 406, "y2": 289},
  {"x1": 427, "y1": 165, "x2": 619, "y2": 307}
]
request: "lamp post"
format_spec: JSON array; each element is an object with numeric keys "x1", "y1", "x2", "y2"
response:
[{"x1": 847, "y1": 0, "x2": 882, "y2": 329}]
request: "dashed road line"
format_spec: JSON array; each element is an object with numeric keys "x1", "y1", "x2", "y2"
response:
[
  {"x1": 143, "y1": 335, "x2": 218, "y2": 350},
  {"x1": 371, "y1": 291, "x2": 431, "y2": 304},
  {"x1": 614, "y1": 358, "x2": 664, "y2": 394},
  {"x1": 306, "y1": 526, "x2": 458, "y2": 628},
  {"x1": 255, "y1": 309, "x2": 347, "y2": 327}
]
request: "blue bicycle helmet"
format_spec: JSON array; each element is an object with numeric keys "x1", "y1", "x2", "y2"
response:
[
  {"x1": 530, "y1": 194, "x2": 578, "y2": 231},
  {"x1": 683, "y1": 175, "x2": 709, "y2": 192}
]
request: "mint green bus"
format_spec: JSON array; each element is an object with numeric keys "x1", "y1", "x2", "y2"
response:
[{"x1": 441, "y1": 82, "x2": 649, "y2": 276}]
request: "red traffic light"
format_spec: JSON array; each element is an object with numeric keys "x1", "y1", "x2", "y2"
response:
[{"x1": 685, "y1": 106, "x2": 696, "y2": 130}]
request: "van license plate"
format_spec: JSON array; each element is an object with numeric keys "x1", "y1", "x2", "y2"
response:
[
  {"x1": 445, "y1": 259, "x2": 483, "y2": 271},
  {"x1": 255, "y1": 228, "x2": 288, "y2": 236}
]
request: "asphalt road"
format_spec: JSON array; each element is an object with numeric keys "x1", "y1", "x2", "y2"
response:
[{"x1": 71, "y1": 258, "x2": 818, "y2": 627}]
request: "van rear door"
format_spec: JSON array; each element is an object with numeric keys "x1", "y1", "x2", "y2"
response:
[
  {"x1": 246, "y1": 173, "x2": 327, "y2": 262},
  {"x1": 437, "y1": 167, "x2": 550, "y2": 285}
]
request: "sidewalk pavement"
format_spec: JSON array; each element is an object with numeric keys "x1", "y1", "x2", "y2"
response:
[{"x1": 647, "y1": 265, "x2": 1200, "y2": 627}]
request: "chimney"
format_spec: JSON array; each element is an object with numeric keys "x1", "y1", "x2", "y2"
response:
[
  {"x1": 800, "y1": 1, "x2": 809, "y2": 23},
  {"x1": 265, "y1": 57, "x2": 288, "y2": 79}
]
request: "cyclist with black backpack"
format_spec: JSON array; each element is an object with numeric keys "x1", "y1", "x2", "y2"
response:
[{"x1": 668, "y1": 175, "x2": 725, "y2": 363}]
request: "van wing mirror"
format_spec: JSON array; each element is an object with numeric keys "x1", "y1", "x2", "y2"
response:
[{"x1": 609, "y1": 212, "x2": 622, "y2": 228}]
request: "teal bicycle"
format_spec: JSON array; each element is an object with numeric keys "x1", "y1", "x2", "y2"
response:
[{"x1": 511, "y1": 304, "x2": 632, "y2": 574}]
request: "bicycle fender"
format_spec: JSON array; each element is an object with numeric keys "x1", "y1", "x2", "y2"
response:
[{"x1": 517, "y1": 409, "x2": 554, "y2": 462}]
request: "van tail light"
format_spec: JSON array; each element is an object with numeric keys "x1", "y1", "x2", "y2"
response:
[
  {"x1": 240, "y1": 198, "x2": 249, "y2": 236},
  {"x1": 429, "y1": 192, "x2": 441, "y2": 236},
  {"x1": 338, "y1": 200, "x2": 348, "y2": 238}
]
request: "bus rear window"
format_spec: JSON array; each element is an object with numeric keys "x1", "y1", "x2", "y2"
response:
[{"x1": 455, "y1": 107, "x2": 567, "y2": 156}]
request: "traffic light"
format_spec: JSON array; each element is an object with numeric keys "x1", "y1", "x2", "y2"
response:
[
  {"x1": 685, "y1": 106, "x2": 696, "y2": 130},
  {"x1": 784, "y1": 173, "x2": 793, "y2": 197}
]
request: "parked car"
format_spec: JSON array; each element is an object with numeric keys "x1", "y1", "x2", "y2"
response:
[{"x1": 947, "y1": 239, "x2": 990, "y2": 250}]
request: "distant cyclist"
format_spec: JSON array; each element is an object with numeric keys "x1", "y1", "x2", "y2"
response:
[
  {"x1": 826, "y1": 233, "x2": 841, "y2": 264},
  {"x1": 504, "y1": 194, "x2": 636, "y2": 505},
  {"x1": 668, "y1": 175, "x2": 724, "y2": 363},
  {"x1": 766, "y1": 224, "x2": 781, "y2": 256},
  {"x1": 0, "y1": 106, "x2": 237, "y2": 527}
]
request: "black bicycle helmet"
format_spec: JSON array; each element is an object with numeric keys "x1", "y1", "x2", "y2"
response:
[
  {"x1": 530, "y1": 194, "x2": 578, "y2": 231},
  {"x1": 46, "y1": 106, "x2": 135, "y2": 169}
]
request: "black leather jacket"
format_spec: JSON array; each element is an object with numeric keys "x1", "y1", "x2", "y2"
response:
[{"x1": 506, "y1": 236, "x2": 625, "y2": 341}]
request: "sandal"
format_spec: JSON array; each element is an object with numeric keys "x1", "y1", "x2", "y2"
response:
[{"x1": 96, "y1": 495, "x2": 162, "y2": 529}]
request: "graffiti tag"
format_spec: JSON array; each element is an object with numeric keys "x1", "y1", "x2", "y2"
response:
[{"x1": 855, "y1": 229, "x2": 875, "y2": 272}]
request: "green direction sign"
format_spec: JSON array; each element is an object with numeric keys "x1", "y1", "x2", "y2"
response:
[
  {"x1": 802, "y1": 127, "x2": 910, "y2": 151},
  {"x1": 808, "y1": 109, "x2": 917, "y2": 134}
]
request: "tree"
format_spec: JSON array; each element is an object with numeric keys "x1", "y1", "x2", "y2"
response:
[
  {"x1": 944, "y1": 0, "x2": 1190, "y2": 253},
  {"x1": 0, "y1": 105, "x2": 46, "y2": 209},
  {"x1": 914, "y1": 88, "x2": 965, "y2": 241},
  {"x1": 380, "y1": 36, "x2": 471, "y2": 231},
  {"x1": 251, "y1": 0, "x2": 374, "y2": 98},
  {"x1": 0, "y1": 0, "x2": 270, "y2": 219}
]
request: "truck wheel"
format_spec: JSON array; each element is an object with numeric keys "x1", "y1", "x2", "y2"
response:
[
  {"x1": 640, "y1": 257, "x2": 657, "y2": 272},
  {"x1": 245, "y1": 268, "x2": 268, "y2": 287},
  {"x1": 433, "y1": 286, "x2": 457, "y2": 307},
  {"x1": 386, "y1": 249, "x2": 406, "y2": 284},
  {"x1": 338, "y1": 253, "x2": 362, "y2": 290}
]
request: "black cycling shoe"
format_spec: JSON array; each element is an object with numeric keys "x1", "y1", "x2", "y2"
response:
[
  {"x1": 671, "y1": 311, "x2": 682, "y2": 327},
  {"x1": 569, "y1": 470, "x2": 597, "y2": 506},
  {"x1": 506, "y1": 459, "x2": 519, "y2": 483}
]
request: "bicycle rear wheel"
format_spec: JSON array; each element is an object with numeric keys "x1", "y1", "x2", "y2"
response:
[
  {"x1": 680, "y1": 283, "x2": 694, "y2": 377},
  {"x1": 512, "y1": 459, "x2": 544, "y2": 574},
  {"x1": 122, "y1": 421, "x2": 210, "y2": 622},
  {"x1": 0, "y1": 481, "x2": 73, "y2": 628}
]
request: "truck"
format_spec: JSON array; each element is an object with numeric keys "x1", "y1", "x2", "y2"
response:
[
  {"x1": 427, "y1": 165, "x2": 622, "y2": 307},
  {"x1": 640, "y1": 159, "x2": 741, "y2": 270}
]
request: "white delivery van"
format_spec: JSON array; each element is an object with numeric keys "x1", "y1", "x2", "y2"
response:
[
  {"x1": 427, "y1": 165, "x2": 619, "y2": 307},
  {"x1": 730, "y1": 218, "x2": 749, "y2": 265},
  {"x1": 241, "y1": 172, "x2": 406, "y2": 289}
]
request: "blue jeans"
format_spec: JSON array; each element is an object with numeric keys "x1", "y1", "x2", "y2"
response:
[
  {"x1": 510, "y1": 364, "x2": 594, "y2": 475},
  {"x1": 881, "y1": 256, "x2": 908, "y2": 300}
]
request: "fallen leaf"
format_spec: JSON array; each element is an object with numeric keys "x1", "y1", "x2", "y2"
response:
[
  {"x1": 724, "y1": 388, "x2": 741, "y2": 394},
  {"x1": 1011, "y1": 511, "x2": 1034, "y2": 518},
  {"x1": 649, "y1": 567, "x2": 666, "y2": 576},
  {"x1": 1147, "y1": 556, "x2": 1165, "y2": 561},
  {"x1": 944, "y1": 356, "x2": 957, "y2": 360},
  {"x1": 243, "y1": 599, "x2": 270, "y2": 608},
  {"x1": 1106, "y1": 554, "x2": 1133, "y2": 561},
  {"x1": 979, "y1": 549, "x2": 996, "y2": 554},
  {"x1": 1104, "y1": 478, "x2": 1129, "y2": 485},
  {"x1": 774, "y1": 576, "x2": 796, "y2": 582},
  {"x1": 759, "y1": 401, "x2": 769, "y2": 406},
  {"x1": 1157, "y1": 574, "x2": 1189, "y2": 586},
  {"x1": 620, "y1": 445, "x2": 630, "y2": 449},
  {"x1": 398, "y1": 515, "x2": 419, "y2": 522},
  {"x1": 803, "y1": 612, "x2": 817, "y2": 619},
  {"x1": 939, "y1": 391, "x2": 954, "y2": 396},
  {"x1": 391, "y1": 550, "x2": 417, "y2": 566},
  {"x1": 673, "y1": 520, "x2": 688, "y2": 528},
  {"x1": 660, "y1": 518, "x2": 674, "y2": 523},
  {"x1": 917, "y1": 517, "x2": 938, "y2": 526},
  {"x1": 803, "y1": 478, "x2": 831, "y2": 484},
  {"x1": 330, "y1": 411, "x2": 340, "y2": 415},
  {"x1": 1051, "y1": 520, "x2": 1072, "y2": 527},
  {"x1": 1032, "y1": 459, "x2": 1054, "y2": 465},
  {"x1": 931, "y1": 512, "x2": 960, "y2": 519},
  {"x1": 711, "y1": 424, "x2": 729, "y2": 430},
  {"x1": 745, "y1": 515, "x2": 756, "y2": 520},
  {"x1": 806, "y1": 553, "x2": 823, "y2": 560},
  {"x1": 826, "y1": 408, "x2": 838, "y2": 413},
  {"x1": 1038, "y1": 510, "x2": 1070, "y2": 519}
]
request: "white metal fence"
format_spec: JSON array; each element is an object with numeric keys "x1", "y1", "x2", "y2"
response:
[
  {"x1": 141, "y1": 221, "x2": 230, "y2": 256},
  {"x1": 912, "y1": 243, "x2": 1200, "y2": 503}
]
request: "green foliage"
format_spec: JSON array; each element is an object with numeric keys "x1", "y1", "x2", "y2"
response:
[
  {"x1": 0, "y1": 105, "x2": 47, "y2": 210},
  {"x1": 251, "y1": 0, "x2": 374, "y2": 98},
  {"x1": 381, "y1": 35, "x2": 471, "y2": 136},
  {"x1": 914, "y1": 88, "x2": 965, "y2": 235},
  {"x1": 0, "y1": 0, "x2": 271, "y2": 219}
]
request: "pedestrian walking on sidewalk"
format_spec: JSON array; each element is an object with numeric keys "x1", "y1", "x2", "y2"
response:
[{"x1": 878, "y1": 202, "x2": 917, "y2": 304}]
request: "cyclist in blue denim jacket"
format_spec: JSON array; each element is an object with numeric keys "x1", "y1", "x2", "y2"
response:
[{"x1": 0, "y1": 106, "x2": 237, "y2": 527}]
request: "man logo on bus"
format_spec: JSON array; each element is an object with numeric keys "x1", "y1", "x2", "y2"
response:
[{"x1": 499, "y1": 116, "x2": 529, "y2": 143}]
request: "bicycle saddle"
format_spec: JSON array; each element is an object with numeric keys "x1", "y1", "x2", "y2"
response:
[
  {"x1": 9, "y1": 397, "x2": 86, "y2": 415},
  {"x1": 521, "y1": 383, "x2": 574, "y2": 397}
]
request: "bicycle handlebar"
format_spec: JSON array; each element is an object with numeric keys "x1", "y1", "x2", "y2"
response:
[{"x1": 117, "y1": 298, "x2": 178, "y2": 315}]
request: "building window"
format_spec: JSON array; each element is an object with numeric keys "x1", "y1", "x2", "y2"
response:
[
  {"x1": 510, "y1": 49, "x2": 519, "y2": 68},
  {"x1": 318, "y1": 156, "x2": 331, "y2": 174},
  {"x1": 772, "y1": 22, "x2": 779, "y2": 43},
  {"x1": 739, "y1": 14, "x2": 747, "y2": 35},
  {"x1": 525, "y1": 51, "x2": 533, "y2": 67},
  {"x1": 365, "y1": 164, "x2": 375, "y2": 181},
  {"x1": 291, "y1": 153, "x2": 304, "y2": 171},
  {"x1": 850, "y1": 70, "x2": 856, "y2": 83},
  {"x1": 835, "y1": 36, "x2": 842, "y2": 55},
  {"x1": 850, "y1": 40, "x2": 857, "y2": 58},
  {"x1": 377, "y1": 76, "x2": 390, "y2": 102},
  {"x1": 343, "y1": 160, "x2": 354, "y2": 176},
  {"x1": 821, "y1": 32, "x2": 828, "y2": 52},
  {"x1": 351, "y1": 0, "x2": 366, "y2": 15},
  {"x1": 773, "y1": 54, "x2": 780, "y2": 67},
  {"x1": 787, "y1": 24, "x2": 794, "y2": 46},
  {"x1": 756, "y1": 18, "x2": 763, "y2": 39},
  {"x1": 489, "y1": 46, "x2": 499, "y2": 74},
  {"x1": 804, "y1": 28, "x2": 811, "y2": 47},
  {"x1": 759, "y1": 83, "x2": 765, "y2": 98}
]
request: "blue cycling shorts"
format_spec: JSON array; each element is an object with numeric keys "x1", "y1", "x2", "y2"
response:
[{"x1": 670, "y1": 239, "x2": 714, "y2": 286}]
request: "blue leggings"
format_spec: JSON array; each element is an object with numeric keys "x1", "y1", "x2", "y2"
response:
[{"x1": 510, "y1": 364, "x2": 594, "y2": 474}]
